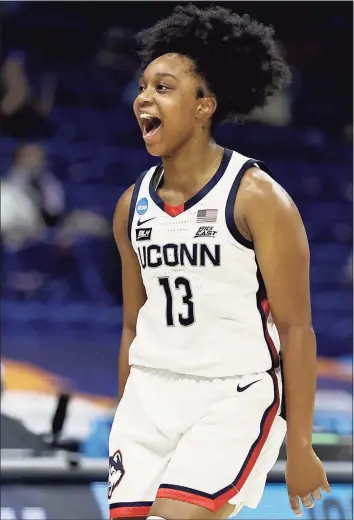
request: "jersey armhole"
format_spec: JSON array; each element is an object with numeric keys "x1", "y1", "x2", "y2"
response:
[
  {"x1": 225, "y1": 159, "x2": 272, "y2": 249},
  {"x1": 127, "y1": 169, "x2": 149, "y2": 242}
]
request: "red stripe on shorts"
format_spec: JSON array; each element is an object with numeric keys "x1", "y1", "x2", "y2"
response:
[
  {"x1": 156, "y1": 486, "x2": 214, "y2": 509},
  {"x1": 109, "y1": 505, "x2": 151, "y2": 518},
  {"x1": 157, "y1": 370, "x2": 280, "y2": 512},
  {"x1": 213, "y1": 370, "x2": 280, "y2": 509}
]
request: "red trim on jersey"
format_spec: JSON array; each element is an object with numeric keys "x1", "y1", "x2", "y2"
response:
[
  {"x1": 109, "y1": 505, "x2": 151, "y2": 518},
  {"x1": 156, "y1": 487, "x2": 212, "y2": 509},
  {"x1": 164, "y1": 202, "x2": 185, "y2": 217},
  {"x1": 261, "y1": 298, "x2": 279, "y2": 366},
  {"x1": 157, "y1": 372, "x2": 280, "y2": 512}
]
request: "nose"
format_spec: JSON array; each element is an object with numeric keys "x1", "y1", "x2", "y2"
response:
[{"x1": 136, "y1": 86, "x2": 155, "y2": 107}]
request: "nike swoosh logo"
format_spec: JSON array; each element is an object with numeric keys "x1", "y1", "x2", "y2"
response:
[
  {"x1": 237, "y1": 380, "x2": 261, "y2": 392},
  {"x1": 137, "y1": 217, "x2": 155, "y2": 226}
]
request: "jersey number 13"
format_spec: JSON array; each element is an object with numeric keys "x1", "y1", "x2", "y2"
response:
[{"x1": 158, "y1": 277, "x2": 195, "y2": 326}]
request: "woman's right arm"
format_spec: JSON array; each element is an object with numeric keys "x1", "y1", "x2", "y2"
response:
[{"x1": 113, "y1": 186, "x2": 147, "y2": 401}]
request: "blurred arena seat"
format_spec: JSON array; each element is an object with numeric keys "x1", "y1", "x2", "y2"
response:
[{"x1": 1, "y1": 123, "x2": 352, "y2": 359}]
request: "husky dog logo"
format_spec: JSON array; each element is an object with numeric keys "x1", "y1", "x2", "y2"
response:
[{"x1": 108, "y1": 450, "x2": 125, "y2": 499}]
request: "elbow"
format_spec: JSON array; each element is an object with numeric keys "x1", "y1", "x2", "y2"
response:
[
  {"x1": 277, "y1": 324, "x2": 316, "y2": 352},
  {"x1": 122, "y1": 321, "x2": 137, "y2": 339}
]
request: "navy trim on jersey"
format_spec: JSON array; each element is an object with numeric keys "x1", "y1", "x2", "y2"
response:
[
  {"x1": 149, "y1": 148, "x2": 233, "y2": 215},
  {"x1": 148, "y1": 164, "x2": 164, "y2": 211},
  {"x1": 225, "y1": 159, "x2": 256, "y2": 249},
  {"x1": 225, "y1": 159, "x2": 272, "y2": 249},
  {"x1": 158, "y1": 369, "x2": 279, "y2": 500},
  {"x1": 127, "y1": 169, "x2": 149, "y2": 242},
  {"x1": 159, "y1": 483, "x2": 212, "y2": 499},
  {"x1": 109, "y1": 501, "x2": 153, "y2": 510},
  {"x1": 256, "y1": 262, "x2": 280, "y2": 369}
]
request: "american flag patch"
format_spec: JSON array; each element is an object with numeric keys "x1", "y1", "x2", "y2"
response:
[{"x1": 196, "y1": 209, "x2": 218, "y2": 223}]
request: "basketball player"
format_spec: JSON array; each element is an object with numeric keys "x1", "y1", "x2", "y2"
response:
[{"x1": 109, "y1": 5, "x2": 330, "y2": 520}]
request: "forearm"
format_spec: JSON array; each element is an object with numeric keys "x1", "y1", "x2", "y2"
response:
[
  {"x1": 118, "y1": 326, "x2": 136, "y2": 401},
  {"x1": 280, "y1": 325, "x2": 317, "y2": 454}
]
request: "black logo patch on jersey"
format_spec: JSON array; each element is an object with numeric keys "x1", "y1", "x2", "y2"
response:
[
  {"x1": 136, "y1": 228, "x2": 152, "y2": 241},
  {"x1": 108, "y1": 450, "x2": 125, "y2": 499},
  {"x1": 194, "y1": 226, "x2": 217, "y2": 238},
  {"x1": 137, "y1": 217, "x2": 155, "y2": 226}
]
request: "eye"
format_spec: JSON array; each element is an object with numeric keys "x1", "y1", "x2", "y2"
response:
[
  {"x1": 156, "y1": 84, "x2": 169, "y2": 92},
  {"x1": 138, "y1": 84, "x2": 145, "y2": 93}
]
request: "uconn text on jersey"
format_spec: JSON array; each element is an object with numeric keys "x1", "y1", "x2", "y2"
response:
[{"x1": 137, "y1": 243, "x2": 221, "y2": 269}]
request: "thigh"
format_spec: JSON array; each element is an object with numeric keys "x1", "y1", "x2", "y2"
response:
[
  {"x1": 155, "y1": 369, "x2": 285, "y2": 513},
  {"x1": 149, "y1": 497, "x2": 235, "y2": 520},
  {"x1": 108, "y1": 370, "x2": 176, "y2": 519}
]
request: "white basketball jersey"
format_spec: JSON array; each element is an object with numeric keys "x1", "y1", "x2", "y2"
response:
[{"x1": 128, "y1": 148, "x2": 280, "y2": 377}]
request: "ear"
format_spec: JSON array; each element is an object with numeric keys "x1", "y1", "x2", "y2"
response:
[{"x1": 196, "y1": 96, "x2": 217, "y2": 122}]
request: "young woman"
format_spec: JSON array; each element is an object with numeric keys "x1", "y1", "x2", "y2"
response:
[{"x1": 109, "y1": 5, "x2": 330, "y2": 520}]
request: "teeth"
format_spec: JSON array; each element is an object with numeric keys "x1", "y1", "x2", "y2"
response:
[{"x1": 140, "y1": 113, "x2": 155, "y2": 120}]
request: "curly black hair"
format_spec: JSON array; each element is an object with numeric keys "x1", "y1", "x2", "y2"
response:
[{"x1": 135, "y1": 4, "x2": 291, "y2": 126}]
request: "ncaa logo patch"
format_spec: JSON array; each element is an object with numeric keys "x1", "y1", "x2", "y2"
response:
[
  {"x1": 108, "y1": 450, "x2": 125, "y2": 499},
  {"x1": 136, "y1": 197, "x2": 148, "y2": 215}
]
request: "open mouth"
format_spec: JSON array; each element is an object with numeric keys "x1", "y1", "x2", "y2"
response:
[{"x1": 140, "y1": 114, "x2": 162, "y2": 139}]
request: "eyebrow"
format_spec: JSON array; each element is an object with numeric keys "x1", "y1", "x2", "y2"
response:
[{"x1": 140, "y1": 72, "x2": 178, "y2": 82}]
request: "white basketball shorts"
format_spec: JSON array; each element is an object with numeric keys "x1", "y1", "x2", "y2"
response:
[{"x1": 108, "y1": 365, "x2": 286, "y2": 518}]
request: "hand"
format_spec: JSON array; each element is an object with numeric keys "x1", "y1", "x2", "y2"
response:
[{"x1": 286, "y1": 447, "x2": 330, "y2": 517}]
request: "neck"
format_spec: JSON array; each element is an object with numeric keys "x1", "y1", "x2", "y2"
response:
[{"x1": 161, "y1": 135, "x2": 224, "y2": 192}]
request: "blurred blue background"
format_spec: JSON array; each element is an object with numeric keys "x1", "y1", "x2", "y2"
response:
[{"x1": 0, "y1": 2, "x2": 352, "y2": 518}]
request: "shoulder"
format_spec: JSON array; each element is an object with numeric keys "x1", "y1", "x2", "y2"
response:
[
  {"x1": 238, "y1": 166, "x2": 298, "y2": 218},
  {"x1": 114, "y1": 184, "x2": 135, "y2": 223},
  {"x1": 114, "y1": 166, "x2": 153, "y2": 222},
  {"x1": 234, "y1": 165, "x2": 305, "y2": 244},
  {"x1": 113, "y1": 164, "x2": 153, "y2": 243},
  {"x1": 113, "y1": 184, "x2": 135, "y2": 244}
]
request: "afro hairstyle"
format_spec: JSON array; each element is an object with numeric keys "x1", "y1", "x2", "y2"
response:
[{"x1": 135, "y1": 4, "x2": 292, "y2": 126}]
